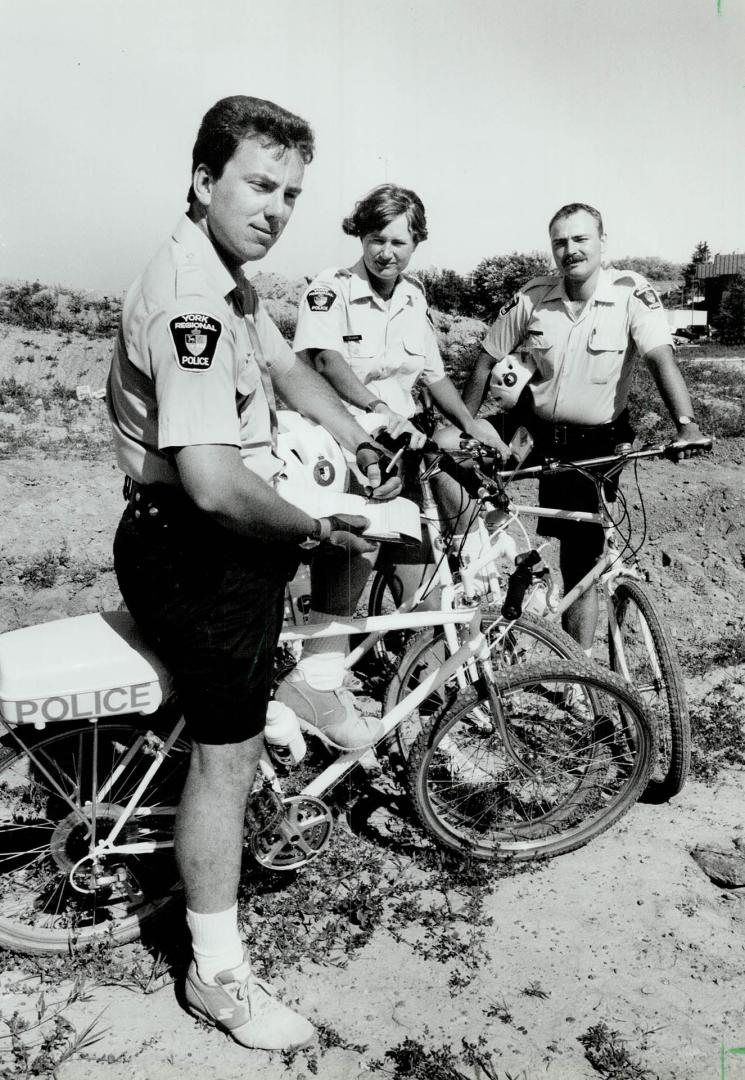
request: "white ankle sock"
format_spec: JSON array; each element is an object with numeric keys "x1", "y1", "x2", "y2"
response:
[
  {"x1": 295, "y1": 609, "x2": 347, "y2": 690},
  {"x1": 186, "y1": 903, "x2": 245, "y2": 984},
  {"x1": 583, "y1": 647, "x2": 593, "y2": 659}
]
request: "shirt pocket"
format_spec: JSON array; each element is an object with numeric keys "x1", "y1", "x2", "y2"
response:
[
  {"x1": 587, "y1": 327, "x2": 627, "y2": 384},
  {"x1": 398, "y1": 336, "x2": 427, "y2": 376},
  {"x1": 521, "y1": 320, "x2": 553, "y2": 377},
  {"x1": 235, "y1": 358, "x2": 261, "y2": 403}
]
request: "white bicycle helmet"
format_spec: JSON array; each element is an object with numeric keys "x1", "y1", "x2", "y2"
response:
[
  {"x1": 275, "y1": 410, "x2": 348, "y2": 497},
  {"x1": 489, "y1": 350, "x2": 536, "y2": 410}
]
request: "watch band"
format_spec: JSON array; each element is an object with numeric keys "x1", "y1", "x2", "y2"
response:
[
  {"x1": 298, "y1": 517, "x2": 331, "y2": 550},
  {"x1": 364, "y1": 399, "x2": 385, "y2": 414}
]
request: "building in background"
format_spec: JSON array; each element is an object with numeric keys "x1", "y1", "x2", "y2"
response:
[{"x1": 696, "y1": 254, "x2": 745, "y2": 324}]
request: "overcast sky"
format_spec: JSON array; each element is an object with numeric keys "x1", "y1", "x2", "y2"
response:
[{"x1": 1, "y1": 0, "x2": 743, "y2": 293}]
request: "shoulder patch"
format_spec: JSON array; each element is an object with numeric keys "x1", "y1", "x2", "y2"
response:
[
  {"x1": 306, "y1": 285, "x2": 337, "y2": 312},
  {"x1": 633, "y1": 286, "x2": 661, "y2": 310},
  {"x1": 168, "y1": 313, "x2": 222, "y2": 371},
  {"x1": 498, "y1": 293, "x2": 521, "y2": 318}
]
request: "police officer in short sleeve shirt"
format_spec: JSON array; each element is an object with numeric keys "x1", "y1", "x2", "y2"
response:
[
  {"x1": 107, "y1": 96, "x2": 399, "y2": 1053},
  {"x1": 463, "y1": 203, "x2": 706, "y2": 652}
]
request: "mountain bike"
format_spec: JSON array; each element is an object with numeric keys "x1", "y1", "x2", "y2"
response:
[{"x1": 379, "y1": 434, "x2": 711, "y2": 800}]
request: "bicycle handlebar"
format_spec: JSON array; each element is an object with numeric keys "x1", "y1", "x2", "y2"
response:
[
  {"x1": 493, "y1": 435, "x2": 714, "y2": 480},
  {"x1": 373, "y1": 426, "x2": 713, "y2": 501}
]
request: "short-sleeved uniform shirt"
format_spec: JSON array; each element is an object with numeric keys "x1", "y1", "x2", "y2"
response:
[
  {"x1": 481, "y1": 268, "x2": 673, "y2": 426},
  {"x1": 293, "y1": 258, "x2": 445, "y2": 419},
  {"x1": 107, "y1": 214, "x2": 295, "y2": 487}
]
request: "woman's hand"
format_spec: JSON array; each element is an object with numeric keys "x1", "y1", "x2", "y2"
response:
[{"x1": 375, "y1": 405, "x2": 427, "y2": 450}]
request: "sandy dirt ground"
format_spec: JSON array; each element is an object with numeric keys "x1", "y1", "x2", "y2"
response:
[{"x1": 1, "y1": 400, "x2": 745, "y2": 1078}]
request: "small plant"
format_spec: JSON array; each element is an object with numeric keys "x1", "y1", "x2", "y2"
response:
[
  {"x1": 521, "y1": 980, "x2": 549, "y2": 999},
  {"x1": 690, "y1": 683, "x2": 745, "y2": 781},
  {"x1": 483, "y1": 998, "x2": 512, "y2": 1024},
  {"x1": 0, "y1": 981, "x2": 109, "y2": 1080},
  {"x1": 683, "y1": 627, "x2": 745, "y2": 677},
  {"x1": 370, "y1": 1035, "x2": 502, "y2": 1079},
  {"x1": 578, "y1": 1021, "x2": 652, "y2": 1080},
  {"x1": 15, "y1": 544, "x2": 70, "y2": 589}
]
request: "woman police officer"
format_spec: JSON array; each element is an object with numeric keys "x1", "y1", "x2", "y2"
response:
[{"x1": 275, "y1": 184, "x2": 506, "y2": 735}]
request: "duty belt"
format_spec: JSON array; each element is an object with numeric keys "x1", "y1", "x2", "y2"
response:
[
  {"x1": 122, "y1": 477, "x2": 194, "y2": 524},
  {"x1": 532, "y1": 413, "x2": 629, "y2": 448}
]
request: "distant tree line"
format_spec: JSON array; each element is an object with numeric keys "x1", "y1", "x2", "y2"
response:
[{"x1": 418, "y1": 253, "x2": 684, "y2": 323}]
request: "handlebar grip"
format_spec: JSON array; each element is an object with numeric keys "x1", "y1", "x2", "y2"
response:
[{"x1": 665, "y1": 435, "x2": 714, "y2": 457}]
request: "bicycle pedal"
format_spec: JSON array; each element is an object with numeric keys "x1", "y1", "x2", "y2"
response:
[{"x1": 244, "y1": 788, "x2": 285, "y2": 839}]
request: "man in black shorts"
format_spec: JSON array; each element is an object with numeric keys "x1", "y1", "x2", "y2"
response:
[
  {"x1": 463, "y1": 202, "x2": 705, "y2": 652},
  {"x1": 107, "y1": 95, "x2": 399, "y2": 1052}
]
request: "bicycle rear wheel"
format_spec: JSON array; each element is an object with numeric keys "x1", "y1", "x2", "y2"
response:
[
  {"x1": 406, "y1": 660, "x2": 654, "y2": 862},
  {"x1": 384, "y1": 609, "x2": 585, "y2": 759},
  {"x1": 608, "y1": 578, "x2": 690, "y2": 802},
  {"x1": 0, "y1": 716, "x2": 189, "y2": 954}
]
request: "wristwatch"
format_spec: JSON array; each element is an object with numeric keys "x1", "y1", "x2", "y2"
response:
[
  {"x1": 298, "y1": 517, "x2": 331, "y2": 551},
  {"x1": 677, "y1": 415, "x2": 695, "y2": 426},
  {"x1": 364, "y1": 399, "x2": 385, "y2": 414}
]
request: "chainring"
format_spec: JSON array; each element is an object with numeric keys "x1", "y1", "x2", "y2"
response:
[{"x1": 249, "y1": 795, "x2": 334, "y2": 871}]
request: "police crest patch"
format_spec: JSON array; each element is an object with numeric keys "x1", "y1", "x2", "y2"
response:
[
  {"x1": 499, "y1": 293, "x2": 521, "y2": 318},
  {"x1": 169, "y1": 313, "x2": 222, "y2": 371},
  {"x1": 306, "y1": 286, "x2": 337, "y2": 312},
  {"x1": 313, "y1": 458, "x2": 336, "y2": 486},
  {"x1": 633, "y1": 286, "x2": 661, "y2": 310}
]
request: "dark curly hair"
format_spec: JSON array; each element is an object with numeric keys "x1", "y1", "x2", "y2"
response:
[
  {"x1": 342, "y1": 184, "x2": 428, "y2": 243},
  {"x1": 187, "y1": 95, "x2": 315, "y2": 204}
]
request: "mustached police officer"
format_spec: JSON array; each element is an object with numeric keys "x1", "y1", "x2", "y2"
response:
[
  {"x1": 463, "y1": 202, "x2": 706, "y2": 654},
  {"x1": 107, "y1": 95, "x2": 398, "y2": 1053}
]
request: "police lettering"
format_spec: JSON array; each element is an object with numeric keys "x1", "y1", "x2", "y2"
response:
[
  {"x1": 179, "y1": 355, "x2": 212, "y2": 368},
  {"x1": 9, "y1": 682, "x2": 157, "y2": 725},
  {"x1": 169, "y1": 312, "x2": 223, "y2": 371}
]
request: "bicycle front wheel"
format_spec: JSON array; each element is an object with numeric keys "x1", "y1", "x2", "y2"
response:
[
  {"x1": 406, "y1": 660, "x2": 655, "y2": 862},
  {"x1": 0, "y1": 717, "x2": 189, "y2": 954},
  {"x1": 608, "y1": 578, "x2": 690, "y2": 802},
  {"x1": 384, "y1": 609, "x2": 585, "y2": 759}
]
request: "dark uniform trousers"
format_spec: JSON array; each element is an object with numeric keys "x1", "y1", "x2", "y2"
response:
[{"x1": 114, "y1": 483, "x2": 299, "y2": 745}]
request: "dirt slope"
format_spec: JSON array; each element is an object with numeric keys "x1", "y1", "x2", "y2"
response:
[{"x1": 1, "y1": 406, "x2": 745, "y2": 1079}]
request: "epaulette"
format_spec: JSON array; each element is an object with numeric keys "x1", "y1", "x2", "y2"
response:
[
  {"x1": 402, "y1": 270, "x2": 426, "y2": 294},
  {"x1": 309, "y1": 266, "x2": 349, "y2": 283},
  {"x1": 522, "y1": 274, "x2": 561, "y2": 291},
  {"x1": 174, "y1": 244, "x2": 210, "y2": 299},
  {"x1": 608, "y1": 269, "x2": 646, "y2": 288}
]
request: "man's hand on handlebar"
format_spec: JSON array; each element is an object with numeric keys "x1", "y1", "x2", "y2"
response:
[
  {"x1": 668, "y1": 422, "x2": 711, "y2": 461},
  {"x1": 433, "y1": 420, "x2": 511, "y2": 460},
  {"x1": 464, "y1": 418, "x2": 511, "y2": 459}
]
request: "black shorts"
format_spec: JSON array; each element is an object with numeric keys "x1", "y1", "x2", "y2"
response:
[
  {"x1": 488, "y1": 404, "x2": 634, "y2": 547},
  {"x1": 113, "y1": 486, "x2": 299, "y2": 745}
]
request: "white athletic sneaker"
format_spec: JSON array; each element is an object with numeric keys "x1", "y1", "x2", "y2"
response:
[
  {"x1": 184, "y1": 952, "x2": 314, "y2": 1051},
  {"x1": 275, "y1": 670, "x2": 383, "y2": 750}
]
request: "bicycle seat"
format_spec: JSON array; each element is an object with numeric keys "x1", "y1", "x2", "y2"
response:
[{"x1": 0, "y1": 611, "x2": 173, "y2": 729}]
